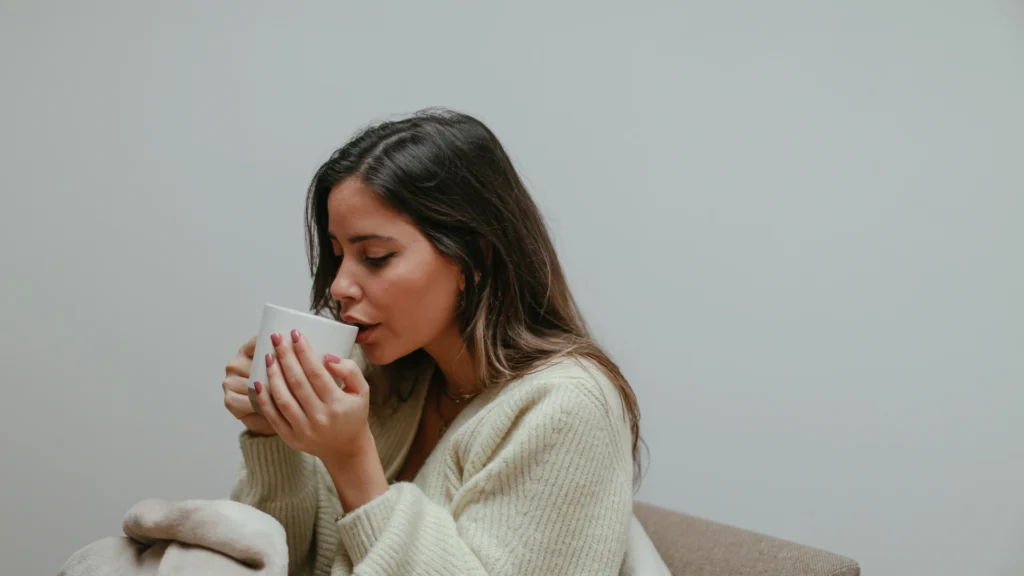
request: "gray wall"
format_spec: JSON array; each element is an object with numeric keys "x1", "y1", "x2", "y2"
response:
[{"x1": 2, "y1": 2, "x2": 1021, "y2": 575}]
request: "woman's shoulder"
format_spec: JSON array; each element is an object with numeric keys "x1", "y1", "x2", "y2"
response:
[
  {"x1": 473, "y1": 356, "x2": 630, "y2": 442},
  {"x1": 456, "y1": 355, "x2": 633, "y2": 479},
  {"x1": 515, "y1": 356, "x2": 625, "y2": 415}
]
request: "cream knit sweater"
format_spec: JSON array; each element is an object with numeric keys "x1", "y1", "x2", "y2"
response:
[{"x1": 229, "y1": 355, "x2": 635, "y2": 576}]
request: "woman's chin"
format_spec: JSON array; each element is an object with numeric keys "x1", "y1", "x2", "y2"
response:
[
  {"x1": 364, "y1": 344, "x2": 431, "y2": 368},
  {"x1": 359, "y1": 344, "x2": 384, "y2": 365},
  {"x1": 361, "y1": 343, "x2": 400, "y2": 367}
]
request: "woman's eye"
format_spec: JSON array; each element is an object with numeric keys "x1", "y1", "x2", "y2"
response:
[{"x1": 364, "y1": 253, "x2": 394, "y2": 268}]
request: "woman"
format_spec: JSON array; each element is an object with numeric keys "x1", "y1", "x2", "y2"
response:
[{"x1": 221, "y1": 108, "x2": 643, "y2": 575}]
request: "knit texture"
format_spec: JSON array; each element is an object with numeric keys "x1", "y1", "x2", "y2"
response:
[{"x1": 229, "y1": 356, "x2": 634, "y2": 576}]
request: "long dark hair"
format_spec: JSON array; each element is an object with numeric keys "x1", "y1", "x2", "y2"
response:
[{"x1": 304, "y1": 108, "x2": 644, "y2": 480}]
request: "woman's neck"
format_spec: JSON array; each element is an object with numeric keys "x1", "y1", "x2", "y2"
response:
[{"x1": 423, "y1": 324, "x2": 479, "y2": 396}]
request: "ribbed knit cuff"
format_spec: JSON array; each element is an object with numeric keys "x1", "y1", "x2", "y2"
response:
[
  {"x1": 238, "y1": 432, "x2": 314, "y2": 498},
  {"x1": 335, "y1": 484, "x2": 401, "y2": 565}
]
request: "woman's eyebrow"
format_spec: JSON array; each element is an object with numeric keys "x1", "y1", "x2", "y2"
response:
[{"x1": 328, "y1": 233, "x2": 397, "y2": 244}]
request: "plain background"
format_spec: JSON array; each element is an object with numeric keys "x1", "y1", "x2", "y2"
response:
[{"x1": 2, "y1": 2, "x2": 1021, "y2": 575}]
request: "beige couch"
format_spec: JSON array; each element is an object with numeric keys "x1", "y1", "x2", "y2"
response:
[{"x1": 634, "y1": 502, "x2": 860, "y2": 576}]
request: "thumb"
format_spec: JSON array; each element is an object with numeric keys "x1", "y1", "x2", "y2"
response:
[{"x1": 324, "y1": 357, "x2": 369, "y2": 396}]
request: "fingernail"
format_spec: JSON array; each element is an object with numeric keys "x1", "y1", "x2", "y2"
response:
[
  {"x1": 265, "y1": 353, "x2": 274, "y2": 367},
  {"x1": 324, "y1": 353, "x2": 341, "y2": 364},
  {"x1": 291, "y1": 329, "x2": 301, "y2": 343},
  {"x1": 254, "y1": 381, "x2": 262, "y2": 394},
  {"x1": 270, "y1": 333, "x2": 282, "y2": 347}
]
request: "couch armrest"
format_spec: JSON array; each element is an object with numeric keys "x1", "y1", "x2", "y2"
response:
[{"x1": 634, "y1": 502, "x2": 859, "y2": 576}]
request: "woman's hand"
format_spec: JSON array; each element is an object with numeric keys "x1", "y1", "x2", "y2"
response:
[
  {"x1": 254, "y1": 329, "x2": 373, "y2": 467},
  {"x1": 222, "y1": 335, "x2": 276, "y2": 436}
]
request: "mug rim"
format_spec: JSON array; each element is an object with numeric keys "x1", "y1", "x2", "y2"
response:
[{"x1": 263, "y1": 303, "x2": 358, "y2": 333}]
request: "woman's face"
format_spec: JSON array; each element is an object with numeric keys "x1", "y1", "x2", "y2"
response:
[{"x1": 327, "y1": 177, "x2": 463, "y2": 365}]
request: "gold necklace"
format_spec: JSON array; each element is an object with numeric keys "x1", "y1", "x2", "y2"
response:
[
  {"x1": 433, "y1": 372, "x2": 480, "y2": 437},
  {"x1": 444, "y1": 386, "x2": 480, "y2": 403}
]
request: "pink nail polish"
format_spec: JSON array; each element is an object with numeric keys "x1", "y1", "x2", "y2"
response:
[
  {"x1": 254, "y1": 381, "x2": 262, "y2": 394},
  {"x1": 265, "y1": 353, "x2": 274, "y2": 367},
  {"x1": 291, "y1": 329, "x2": 300, "y2": 343},
  {"x1": 324, "y1": 353, "x2": 341, "y2": 364},
  {"x1": 270, "y1": 333, "x2": 282, "y2": 347}
]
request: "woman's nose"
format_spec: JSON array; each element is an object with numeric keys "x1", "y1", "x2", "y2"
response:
[{"x1": 330, "y1": 267, "x2": 361, "y2": 302}]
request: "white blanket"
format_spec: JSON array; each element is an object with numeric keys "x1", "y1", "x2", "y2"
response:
[
  {"x1": 58, "y1": 498, "x2": 289, "y2": 576},
  {"x1": 59, "y1": 498, "x2": 668, "y2": 575}
]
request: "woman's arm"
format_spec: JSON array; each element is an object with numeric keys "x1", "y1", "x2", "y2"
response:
[
  {"x1": 230, "y1": 432, "x2": 341, "y2": 576},
  {"x1": 229, "y1": 342, "x2": 378, "y2": 576}
]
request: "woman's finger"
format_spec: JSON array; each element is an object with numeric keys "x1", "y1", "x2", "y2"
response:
[
  {"x1": 290, "y1": 330, "x2": 337, "y2": 404},
  {"x1": 260, "y1": 352, "x2": 299, "y2": 436},
  {"x1": 223, "y1": 374, "x2": 250, "y2": 395},
  {"x1": 255, "y1": 379, "x2": 291, "y2": 438},
  {"x1": 226, "y1": 336, "x2": 258, "y2": 378},
  {"x1": 274, "y1": 333, "x2": 324, "y2": 418},
  {"x1": 224, "y1": 390, "x2": 254, "y2": 417},
  {"x1": 225, "y1": 355, "x2": 251, "y2": 378},
  {"x1": 240, "y1": 334, "x2": 257, "y2": 358},
  {"x1": 324, "y1": 358, "x2": 369, "y2": 397}
]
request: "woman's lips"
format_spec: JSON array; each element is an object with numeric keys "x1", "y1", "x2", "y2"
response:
[{"x1": 355, "y1": 323, "x2": 380, "y2": 344}]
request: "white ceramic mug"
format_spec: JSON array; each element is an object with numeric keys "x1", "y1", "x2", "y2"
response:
[{"x1": 248, "y1": 303, "x2": 359, "y2": 414}]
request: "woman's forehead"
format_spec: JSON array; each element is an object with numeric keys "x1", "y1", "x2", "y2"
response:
[{"x1": 327, "y1": 179, "x2": 414, "y2": 240}]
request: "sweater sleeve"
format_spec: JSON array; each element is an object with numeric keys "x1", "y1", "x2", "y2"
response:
[
  {"x1": 333, "y1": 378, "x2": 634, "y2": 575},
  {"x1": 229, "y1": 432, "x2": 341, "y2": 576},
  {"x1": 229, "y1": 347, "x2": 374, "y2": 576}
]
